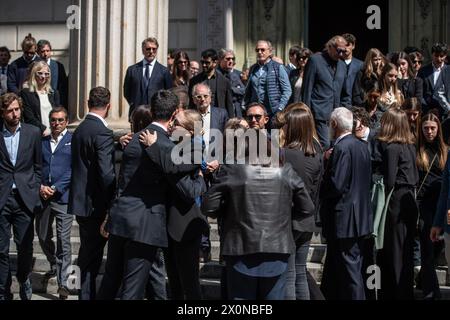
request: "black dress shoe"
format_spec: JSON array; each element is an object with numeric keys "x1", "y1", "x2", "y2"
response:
[
  {"x1": 57, "y1": 286, "x2": 70, "y2": 300},
  {"x1": 19, "y1": 279, "x2": 32, "y2": 300},
  {"x1": 45, "y1": 264, "x2": 57, "y2": 278}
]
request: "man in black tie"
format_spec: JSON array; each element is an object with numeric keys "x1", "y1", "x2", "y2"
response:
[
  {"x1": 68, "y1": 87, "x2": 116, "y2": 300},
  {"x1": 123, "y1": 37, "x2": 172, "y2": 119},
  {"x1": 0, "y1": 47, "x2": 11, "y2": 96}
]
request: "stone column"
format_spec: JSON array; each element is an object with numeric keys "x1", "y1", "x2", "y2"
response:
[{"x1": 68, "y1": 0, "x2": 169, "y2": 131}]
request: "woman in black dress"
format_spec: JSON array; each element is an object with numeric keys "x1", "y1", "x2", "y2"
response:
[{"x1": 375, "y1": 108, "x2": 419, "y2": 300}]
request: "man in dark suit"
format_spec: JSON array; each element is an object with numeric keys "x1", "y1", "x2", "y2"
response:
[
  {"x1": 123, "y1": 37, "x2": 173, "y2": 118},
  {"x1": 97, "y1": 90, "x2": 204, "y2": 300},
  {"x1": 37, "y1": 40, "x2": 69, "y2": 109},
  {"x1": 7, "y1": 34, "x2": 41, "y2": 93},
  {"x1": 0, "y1": 93, "x2": 42, "y2": 300},
  {"x1": 189, "y1": 49, "x2": 235, "y2": 117},
  {"x1": 302, "y1": 35, "x2": 347, "y2": 149},
  {"x1": 36, "y1": 106, "x2": 73, "y2": 300},
  {"x1": 68, "y1": 87, "x2": 116, "y2": 300},
  {"x1": 319, "y1": 107, "x2": 372, "y2": 300},
  {"x1": 217, "y1": 49, "x2": 244, "y2": 117},
  {"x1": 418, "y1": 43, "x2": 450, "y2": 117},
  {"x1": 340, "y1": 34, "x2": 364, "y2": 109}
]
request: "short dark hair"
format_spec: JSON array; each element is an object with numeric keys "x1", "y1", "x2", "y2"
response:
[
  {"x1": 142, "y1": 37, "x2": 159, "y2": 48},
  {"x1": 351, "y1": 107, "x2": 370, "y2": 128},
  {"x1": 431, "y1": 43, "x2": 448, "y2": 55},
  {"x1": 37, "y1": 39, "x2": 52, "y2": 51},
  {"x1": 342, "y1": 33, "x2": 356, "y2": 46},
  {"x1": 201, "y1": 49, "x2": 218, "y2": 61},
  {"x1": 288, "y1": 45, "x2": 301, "y2": 57},
  {"x1": 49, "y1": 106, "x2": 68, "y2": 120},
  {"x1": 0, "y1": 46, "x2": 11, "y2": 59},
  {"x1": 170, "y1": 87, "x2": 189, "y2": 109},
  {"x1": 88, "y1": 87, "x2": 111, "y2": 109},
  {"x1": 0, "y1": 93, "x2": 22, "y2": 112},
  {"x1": 131, "y1": 105, "x2": 152, "y2": 132},
  {"x1": 150, "y1": 90, "x2": 178, "y2": 121}
]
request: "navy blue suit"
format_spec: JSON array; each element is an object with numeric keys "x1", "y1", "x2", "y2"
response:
[
  {"x1": 301, "y1": 52, "x2": 346, "y2": 149},
  {"x1": 418, "y1": 63, "x2": 450, "y2": 116},
  {"x1": 319, "y1": 134, "x2": 372, "y2": 300},
  {"x1": 210, "y1": 106, "x2": 229, "y2": 134},
  {"x1": 341, "y1": 58, "x2": 364, "y2": 108},
  {"x1": 41, "y1": 132, "x2": 72, "y2": 204},
  {"x1": 123, "y1": 60, "x2": 173, "y2": 117}
]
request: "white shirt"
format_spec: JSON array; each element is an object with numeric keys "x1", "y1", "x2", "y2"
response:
[
  {"x1": 335, "y1": 132, "x2": 352, "y2": 146},
  {"x1": 87, "y1": 112, "x2": 109, "y2": 128},
  {"x1": 151, "y1": 121, "x2": 167, "y2": 132},
  {"x1": 142, "y1": 59, "x2": 156, "y2": 79},
  {"x1": 50, "y1": 129, "x2": 68, "y2": 153},
  {"x1": 38, "y1": 92, "x2": 53, "y2": 130},
  {"x1": 200, "y1": 106, "x2": 211, "y2": 151},
  {"x1": 433, "y1": 63, "x2": 444, "y2": 86}
]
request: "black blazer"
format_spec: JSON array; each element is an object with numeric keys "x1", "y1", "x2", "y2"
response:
[
  {"x1": 50, "y1": 60, "x2": 69, "y2": 108},
  {"x1": 320, "y1": 134, "x2": 373, "y2": 239},
  {"x1": 68, "y1": 115, "x2": 116, "y2": 218},
  {"x1": 301, "y1": 51, "x2": 347, "y2": 121},
  {"x1": 210, "y1": 106, "x2": 229, "y2": 133},
  {"x1": 123, "y1": 60, "x2": 173, "y2": 117},
  {"x1": 20, "y1": 88, "x2": 60, "y2": 134},
  {"x1": 0, "y1": 122, "x2": 42, "y2": 214},
  {"x1": 189, "y1": 71, "x2": 235, "y2": 117},
  {"x1": 418, "y1": 63, "x2": 450, "y2": 114},
  {"x1": 341, "y1": 58, "x2": 364, "y2": 108},
  {"x1": 398, "y1": 77, "x2": 423, "y2": 101},
  {"x1": 107, "y1": 124, "x2": 205, "y2": 247}
]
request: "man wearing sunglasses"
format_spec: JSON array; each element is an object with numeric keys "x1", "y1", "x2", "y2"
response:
[
  {"x1": 37, "y1": 107, "x2": 73, "y2": 299},
  {"x1": 188, "y1": 49, "x2": 235, "y2": 118},
  {"x1": 418, "y1": 42, "x2": 450, "y2": 117},
  {"x1": 245, "y1": 103, "x2": 269, "y2": 130},
  {"x1": 217, "y1": 48, "x2": 244, "y2": 117},
  {"x1": 302, "y1": 35, "x2": 347, "y2": 150},
  {"x1": 124, "y1": 37, "x2": 173, "y2": 119},
  {"x1": 243, "y1": 40, "x2": 292, "y2": 122}
]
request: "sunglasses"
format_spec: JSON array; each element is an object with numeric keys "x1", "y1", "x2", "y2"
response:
[
  {"x1": 225, "y1": 57, "x2": 235, "y2": 61},
  {"x1": 255, "y1": 48, "x2": 267, "y2": 53},
  {"x1": 50, "y1": 118, "x2": 66, "y2": 123},
  {"x1": 335, "y1": 47, "x2": 347, "y2": 55},
  {"x1": 298, "y1": 56, "x2": 308, "y2": 61},
  {"x1": 177, "y1": 60, "x2": 188, "y2": 65},
  {"x1": 144, "y1": 47, "x2": 158, "y2": 52},
  {"x1": 246, "y1": 114, "x2": 263, "y2": 121},
  {"x1": 201, "y1": 60, "x2": 213, "y2": 65},
  {"x1": 413, "y1": 60, "x2": 423, "y2": 64},
  {"x1": 36, "y1": 71, "x2": 50, "y2": 78}
]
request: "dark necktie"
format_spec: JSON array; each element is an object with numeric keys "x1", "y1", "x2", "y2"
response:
[{"x1": 144, "y1": 63, "x2": 150, "y2": 82}]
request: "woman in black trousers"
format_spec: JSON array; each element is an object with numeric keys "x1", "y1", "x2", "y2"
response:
[
  {"x1": 375, "y1": 108, "x2": 419, "y2": 300},
  {"x1": 416, "y1": 112, "x2": 447, "y2": 299}
]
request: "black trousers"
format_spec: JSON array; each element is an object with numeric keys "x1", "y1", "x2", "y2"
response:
[
  {"x1": 321, "y1": 236, "x2": 366, "y2": 300},
  {"x1": 76, "y1": 215, "x2": 107, "y2": 300},
  {"x1": 378, "y1": 188, "x2": 417, "y2": 300},
  {"x1": 0, "y1": 190, "x2": 34, "y2": 299},
  {"x1": 166, "y1": 221, "x2": 203, "y2": 300},
  {"x1": 97, "y1": 234, "x2": 159, "y2": 300}
]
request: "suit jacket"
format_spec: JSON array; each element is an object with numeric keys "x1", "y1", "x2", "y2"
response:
[
  {"x1": 7, "y1": 55, "x2": 41, "y2": 93},
  {"x1": 68, "y1": 115, "x2": 116, "y2": 218},
  {"x1": 210, "y1": 106, "x2": 229, "y2": 134},
  {"x1": 341, "y1": 58, "x2": 364, "y2": 108},
  {"x1": 0, "y1": 122, "x2": 42, "y2": 214},
  {"x1": 418, "y1": 63, "x2": 450, "y2": 114},
  {"x1": 320, "y1": 134, "x2": 372, "y2": 239},
  {"x1": 217, "y1": 67, "x2": 244, "y2": 117},
  {"x1": 19, "y1": 88, "x2": 60, "y2": 133},
  {"x1": 49, "y1": 59, "x2": 69, "y2": 108},
  {"x1": 107, "y1": 124, "x2": 205, "y2": 247},
  {"x1": 301, "y1": 51, "x2": 347, "y2": 121},
  {"x1": 41, "y1": 132, "x2": 72, "y2": 204},
  {"x1": 189, "y1": 71, "x2": 235, "y2": 117},
  {"x1": 123, "y1": 60, "x2": 173, "y2": 117}
]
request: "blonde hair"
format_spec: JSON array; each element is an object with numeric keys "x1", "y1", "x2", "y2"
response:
[
  {"x1": 363, "y1": 48, "x2": 385, "y2": 79},
  {"x1": 24, "y1": 61, "x2": 53, "y2": 93},
  {"x1": 177, "y1": 109, "x2": 202, "y2": 134}
]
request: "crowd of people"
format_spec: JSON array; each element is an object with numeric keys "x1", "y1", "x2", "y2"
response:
[{"x1": 0, "y1": 31, "x2": 449, "y2": 301}]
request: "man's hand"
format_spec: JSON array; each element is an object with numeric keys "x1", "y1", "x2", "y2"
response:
[
  {"x1": 139, "y1": 130, "x2": 157, "y2": 147},
  {"x1": 40, "y1": 185, "x2": 55, "y2": 200},
  {"x1": 324, "y1": 148, "x2": 333, "y2": 161},
  {"x1": 430, "y1": 226, "x2": 443, "y2": 242},
  {"x1": 119, "y1": 132, "x2": 133, "y2": 149},
  {"x1": 100, "y1": 215, "x2": 109, "y2": 239},
  {"x1": 206, "y1": 160, "x2": 219, "y2": 173}
]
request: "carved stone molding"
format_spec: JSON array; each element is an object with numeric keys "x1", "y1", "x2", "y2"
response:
[
  {"x1": 417, "y1": 0, "x2": 432, "y2": 20},
  {"x1": 263, "y1": 0, "x2": 275, "y2": 21}
]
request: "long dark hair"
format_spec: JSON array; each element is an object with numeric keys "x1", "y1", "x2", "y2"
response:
[
  {"x1": 131, "y1": 105, "x2": 152, "y2": 132},
  {"x1": 284, "y1": 108, "x2": 319, "y2": 156},
  {"x1": 171, "y1": 51, "x2": 191, "y2": 87}
]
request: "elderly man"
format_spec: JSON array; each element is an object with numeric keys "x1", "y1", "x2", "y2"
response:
[
  {"x1": 0, "y1": 47, "x2": 11, "y2": 96},
  {"x1": 217, "y1": 49, "x2": 245, "y2": 117},
  {"x1": 302, "y1": 35, "x2": 347, "y2": 149},
  {"x1": 243, "y1": 40, "x2": 292, "y2": 121},
  {"x1": 319, "y1": 107, "x2": 372, "y2": 300}
]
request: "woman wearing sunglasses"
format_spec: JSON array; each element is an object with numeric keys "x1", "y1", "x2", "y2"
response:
[{"x1": 19, "y1": 60, "x2": 60, "y2": 136}]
